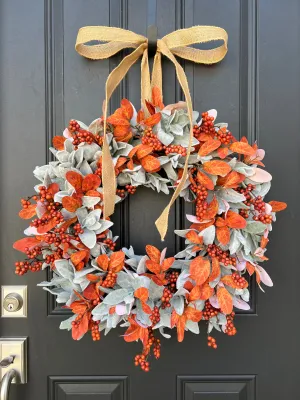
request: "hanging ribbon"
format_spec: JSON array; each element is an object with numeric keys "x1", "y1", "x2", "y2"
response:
[{"x1": 75, "y1": 25, "x2": 228, "y2": 240}]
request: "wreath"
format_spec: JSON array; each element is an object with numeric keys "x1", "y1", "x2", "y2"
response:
[{"x1": 13, "y1": 89, "x2": 287, "y2": 371}]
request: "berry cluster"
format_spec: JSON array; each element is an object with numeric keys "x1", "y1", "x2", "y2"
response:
[
  {"x1": 237, "y1": 183, "x2": 256, "y2": 207},
  {"x1": 15, "y1": 260, "x2": 42, "y2": 275},
  {"x1": 255, "y1": 214, "x2": 273, "y2": 224},
  {"x1": 94, "y1": 134, "x2": 104, "y2": 147},
  {"x1": 21, "y1": 198, "x2": 34, "y2": 208},
  {"x1": 125, "y1": 185, "x2": 136, "y2": 195},
  {"x1": 149, "y1": 306, "x2": 160, "y2": 326},
  {"x1": 193, "y1": 124, "x2": 201, "y2": 140},
  {"x1": 72, "y1": 313, "x2": 86, "y2": 328},
  {"x1": 73, "y1": 223, "x2": 84, "y2": 237},
  {"x1": 207, "y1": 245, "x2": 236, "y2": 266},
  {"x1": 116, "y1": 188, "x2": 126, "y2": 198},
  {"x1": 167, "y1": 271, "x2": 179, "y2": 292},
  {"x1": 141, "y1": 128, "x2": 164, "y2": 151},
  {"x1": 91, "y1": 321, "x2": 101, "y2": 341},
  {"x1": 252, "y1": 195, "x2": 266, "y2": 213},
  {"x1": 24, "y1": 246, "x2": 42, "y2": 259},
  {"x1": 165, "y1": 145, "x2": 187, "y2": 157},
  {"x1": 102, "y1": 271, "x2": 117, "y2": 288},
  {"x1": 215, "y1": 127, "x2": 233, "y2": 144},
  {"x1": 94, "y1": 159, "x2": 102, "y2": 177},
  {"x1": 44, "y1": 232, "x2": 70, "y2": 247},
  {"x1": 251, "y1": 195, "x2": 272, "y2": 224},
  {"x1": 45, "y1": 253, "x2": 56, "y2": 266},
  {"x1": 207, "y1": 336, "x2": 217, "y2": 349},
  {"x1": 203, "y1": 301, "x2": 219, "y2": 320},
  {"x1": 134, "y1": 328, "x2": 161, "y2": 372},
  {"x1": 68, "y1": 119, "x2": 80, "y2": 132},
  {"x1": 72, "y1": 130, "x2": 95, "y2": 148},
  {"x1": 193, "y1": 112, "x2": 216, "y2": 140},
  {"x1": 31, "y1": 211, "x2": 63, "y2": 228},
  {"x1": 237, "y1": 186, "x2": 273, "y2": 224},
  {"x1": 239, "y1": 209, "x2": 249, "y2": 219},
  {"x1": 232, "y1": 272, "x2": 248, "y2": 288},
  {"x1": 190, "y1": 167, "x2": 209, "y2": 221},
  {"x1": 224, "y1": 312, "x2": 237, "y2": 336},
  {"x1": 102, "y1": 238, "x2": 116, "y2": 251},
  {"x1": 91, "y1": 297, "x2": 101, "y2": 306},
  {"x1": 161, "y1": 288, "x2": 172, "y2": 308}
]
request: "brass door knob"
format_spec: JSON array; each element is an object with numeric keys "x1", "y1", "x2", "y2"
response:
[{"x1": 3, "y1": 293, "x2": 23, "y2": 313}]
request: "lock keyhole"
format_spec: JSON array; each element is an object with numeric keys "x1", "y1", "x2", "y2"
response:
[{"x1": 3, "y1": 293, "x2": 23, "y2": 312}]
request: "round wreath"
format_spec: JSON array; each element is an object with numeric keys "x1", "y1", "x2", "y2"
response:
[{"x1": 13, "y1": 89, "x2": 286, "y2": 372}]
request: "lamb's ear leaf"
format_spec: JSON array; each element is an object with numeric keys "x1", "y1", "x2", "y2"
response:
[
  {"x1": 78, "y1": 229, "x2": 96, "y2": 249},
  {"x1": 103, "y1": 289, "x2": 130, "y2": 305}
]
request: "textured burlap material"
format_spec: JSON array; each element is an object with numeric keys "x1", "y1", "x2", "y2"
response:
[{"x1": 75, "y1": 25, "x2": 228, "y2": 240}]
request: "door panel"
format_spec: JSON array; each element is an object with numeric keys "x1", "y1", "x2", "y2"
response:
[{"x1": 0, "y1": 0, "x2": 299, "y2": 399}]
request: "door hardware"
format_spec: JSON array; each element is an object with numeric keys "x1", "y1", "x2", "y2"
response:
[
  {"x1": 0, "y1": 357, "x2": 14, "y2": 368},
  {"x1": 3, "y1": 294, "x2": 23, "y2": 313},
  {"x1": 0, "y1": 369, "x2": 18, "y2": 400},
  {"x1": 0, "y1": 338, "x2": 27, "y2": 384},
  {"x1": 1, "y1": 286, "x2": 27, "y2": 318}
]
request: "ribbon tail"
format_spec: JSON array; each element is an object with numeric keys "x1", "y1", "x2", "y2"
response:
[
  {"x1": 102, "y1": 137, "x2": 116, "y2": 218},
  {"x1": 151, "y1": 52, "x2": 162, "y2": 99},
  {"x1": 155, "y1": 41, "x2": 193, "y2": 241},
  {"x1": 102, "y1": 43, "x2": 147, "y2": 218},
  {"x1": 140, "y1": 49, "x2": 152, "y2": 115}
]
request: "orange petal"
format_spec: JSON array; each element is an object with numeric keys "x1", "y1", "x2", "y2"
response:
[
  {"x1": 66, "y1": 171, "x2": 83, "y2": 191},
  {"x1": 37, "y1": 218, "x2": 58, "y2": 234},
  {"x1": 109, "y1": 251, "x2": 125, "y2": 272},
  {"x1": 209, "y1": 257, "x2": 221, "y2": 282},
  {"x1": 199, "y1": 138, "x2": 221, "y2": 156},
  {"x1": 82, "y1": 174, "x2": 101, "y2": 192},
  {"x1": 145, "y1": 245, "x2": 161, "y2": 263},
  {"x1": 216, "y1": 226, "x2": 230, "y2": 245},
  {"x1": 202, "y1": 196, "x2": 219, "y2": 220},
  {"x1": 152, "y1": 87, "x2": 164, "y2": 109},
  {"x1": 143, "y1": 113, "x2": 161, "y2": 127},
  {"x1": 53, "y1": 136, "x2": 66, "y2": 150},
  {"x1": 62, "y1": 196, "x2": 81, "y2": 212},
  {"x1": 120, "y1": 98, "x2": 134, "y2": 120},
  {"x1": 71, "y1": 250, "x2": 89, "y2": 268},
  {"x1": 218, "y1": 170, "x2": 245, "y2": 188},
  {"x1": 268, "y1": 201, "x2": 287, "y2": 212},
  {"x1": 190, "y1": 256, "x2": 210, "y2": 286},
  {"x1": 230, "y1": 141, "x2": 256, "y2": 156},
  {"x1": 217, "y1": 146, "x2": 229, "y2": 159},
  {"x1": 196, "y1": 170, "x2": 215, "y2": 190},
  {"x1": 141, "y1": 155, "x2": 161, "y2": 173},
  {"x1": 225, "y1": 210, "x2": 247, "y2": 229},
  {"x1": 136, "y1": 144, "x2": 153, "y2": 159},
  {"x1": 96, "y1": 254, "x2": 109, "y2": 271},
  {"x1": 203, "y1": 160, "x2": 232, "y2": 177},
  {"x1": 217, "y1": 287, "x2": 233, "y2": 314},
  {"x1": 134, "y1": 287, "x2": 149, "y2": 302},
  {"x1": 184, "y1": 307, "x2": 202, "y2": 322},
  {"x1": 19, "y1": 204, "x2": 37, "y2": 219},
  {"x1": 145, "y1": 260, "x2": 161, "y2": 275},
  {"x1": 186, "y1": 230, "x2": 203, "y2": 244},
  {"x1": 107, "y1": 114, "x2": 130, "y2": 126},
  {"x1": 13, "y1": 237, "x2": 41, "y2": 253}
]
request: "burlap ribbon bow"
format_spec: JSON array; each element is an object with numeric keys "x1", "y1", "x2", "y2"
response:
[{"x1": 75, "y1": 25, "x2": 228, "y2": 240}]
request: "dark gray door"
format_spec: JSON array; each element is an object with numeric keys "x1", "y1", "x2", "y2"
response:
[{"x1": 1, "y1": 0, "x2": 299, "y2": 399}]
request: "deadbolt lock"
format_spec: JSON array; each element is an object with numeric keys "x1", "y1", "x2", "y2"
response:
[
  {"x1": 3, "y1": 293, "x2": 23, "y2": 312},
  {"x1": 1, "y1": 286, "x2": 27, "y2": 317}
]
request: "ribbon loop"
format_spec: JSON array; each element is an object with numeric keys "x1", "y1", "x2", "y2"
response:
[{"x1": 75, "y1": 25, "x2": 228, "y2": 239}]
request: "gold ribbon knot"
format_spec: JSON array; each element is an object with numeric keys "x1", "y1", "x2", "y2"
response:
[{"x1": 75, "y1": 25, "x2": 228, "y2": 240}]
